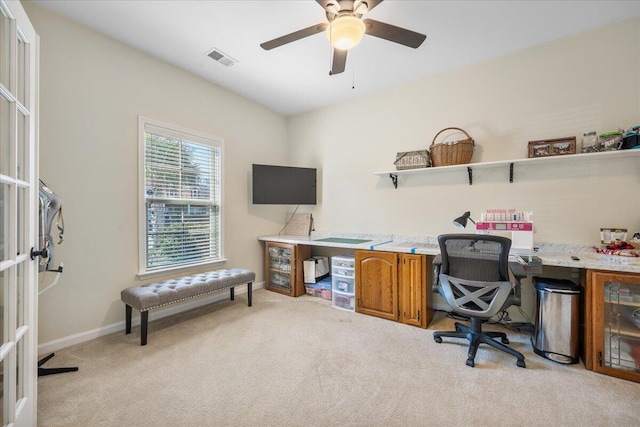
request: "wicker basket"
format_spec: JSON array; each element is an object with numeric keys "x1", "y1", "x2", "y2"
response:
[{"x1": 430, "y1": 127, "x2": 474, "y2": 167}]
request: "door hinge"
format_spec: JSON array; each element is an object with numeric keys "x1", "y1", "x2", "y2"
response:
[
  {"x1": 357, "y1": 298, "x2": 360, "y2": 307},
  {"x1": 598, "y1": 351, "x2": 603, "y2": 367},
  {"x1": 418, "y1": 310, "x2": 421, "y2": 321}
]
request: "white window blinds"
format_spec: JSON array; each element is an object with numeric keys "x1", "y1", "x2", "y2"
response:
[{"x1": 141, "y1": 119, "x2": 222, "y2": 272}]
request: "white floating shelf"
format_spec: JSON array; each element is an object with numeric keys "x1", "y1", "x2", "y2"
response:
[{"x1": 374, "y1": 149, "x2": 640, "y2": 187}]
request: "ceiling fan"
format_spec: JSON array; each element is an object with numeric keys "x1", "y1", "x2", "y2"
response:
[{"x1": 260, "y1": 0, "x2": 427, "y2": 75}]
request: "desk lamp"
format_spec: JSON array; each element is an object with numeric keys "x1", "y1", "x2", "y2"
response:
[{"x1": 453, "y1": 211, "x2": 475, "y2": 229}]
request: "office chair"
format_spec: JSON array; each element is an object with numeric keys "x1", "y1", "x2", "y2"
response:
[{"x1": 432, "y1": 234, "x2": 526, "y2": 368}]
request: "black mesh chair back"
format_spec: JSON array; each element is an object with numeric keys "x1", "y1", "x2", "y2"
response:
[{"x1": 440, "y1": 235, "x2": 510, "y2": 282}]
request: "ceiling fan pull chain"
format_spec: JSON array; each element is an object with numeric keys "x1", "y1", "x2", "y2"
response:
[{"x1": 352, "y1": 66, "x2": 355, "y2": 89}]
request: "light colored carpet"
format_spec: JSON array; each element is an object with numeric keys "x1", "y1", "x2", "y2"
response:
[{"x1": 38, "y1": 289, "x2": 640, "y2": 426}]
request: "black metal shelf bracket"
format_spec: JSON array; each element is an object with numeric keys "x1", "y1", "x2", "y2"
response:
[
  {"x1": 510, "y1": 162, "x2": 514, "y2": 183},
  {"x1": 467, "y1": 167, "x2": 473, "y2": 185},
  {"x1": 389, "y1": 173, "x2": 398, "y2": 189}
]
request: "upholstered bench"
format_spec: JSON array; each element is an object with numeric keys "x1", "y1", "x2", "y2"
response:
[{"x1": 121, "y1": 268, "x2": 255, "y2": 345}]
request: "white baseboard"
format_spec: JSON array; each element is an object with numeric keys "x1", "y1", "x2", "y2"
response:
[{"x1": 38, "y1": 281, "x2": 264, "y2": 355}]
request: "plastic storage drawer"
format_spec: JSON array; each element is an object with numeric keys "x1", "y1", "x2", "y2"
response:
[
  {"x1": 331, "y1": 255, "x2": 355, "y2": 312},
  {"x1": 332, "y1": 255, "x2": 355, "y2": 269},
  {"x1": 332, "y1": 290, "x2": 355, "y2": 311},
  {"x1": 332, "y1": 275, "x2": 355, "y2": 294}
]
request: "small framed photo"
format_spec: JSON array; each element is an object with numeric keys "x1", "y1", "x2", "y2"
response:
[{"x1": 527, "y1": 137, "x2": 576, "y2": 158}]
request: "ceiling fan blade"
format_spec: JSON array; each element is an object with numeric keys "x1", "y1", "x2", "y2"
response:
[
  {"x1": 330, "y1": 49, "x2": 347, "y2": 75},
  {"x1": 363, "y1": 19, "x2": 426, "y2": 48},
  {"x1": 260, "y1": 23, "x2": 328, "y2": 50}
]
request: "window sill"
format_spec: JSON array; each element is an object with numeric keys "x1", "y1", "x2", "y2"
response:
[{"x1": 137, "y1": 258, "x2": 228, "y2": 281}]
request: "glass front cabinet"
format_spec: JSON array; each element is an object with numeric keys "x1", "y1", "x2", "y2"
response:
[
  {"x1": 264, "y1": 241, "x2": 310, "y2": 297},
  {"x1": 583, "y1": 270, "x2": 640, "y2": 382}
]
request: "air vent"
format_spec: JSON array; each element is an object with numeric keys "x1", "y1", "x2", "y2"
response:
[{"x1": 206, "y1": 48, "x2": 237, "y2": 67}]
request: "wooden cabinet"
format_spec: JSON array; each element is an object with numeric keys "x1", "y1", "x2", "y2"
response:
[
  {"x1": 583, "y1": 269, "x2": 640, "y2": 382},
  {"x1": 399, "y1": 253, "x2": 428, "y2": 328},
  {"x1": 356, "y1": 250, "x2": 398, "y2": 321},
  {"x1": 264, "y1": 241, "x2": 310, "y2": 297},
  {"x1": 355, "y1": 250, "x2": 432, "y2": 328}
]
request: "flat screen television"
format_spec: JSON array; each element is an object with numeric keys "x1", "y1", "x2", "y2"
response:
[{"x1": 252, "y1": 164, "x2": 317, "y2": 205}]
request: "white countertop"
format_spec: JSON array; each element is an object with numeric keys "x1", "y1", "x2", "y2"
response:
[{"x1": 258, "y1": 232, "x2": 640, "y2": 274}]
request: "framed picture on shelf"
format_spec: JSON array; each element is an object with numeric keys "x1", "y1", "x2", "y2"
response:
[{"x1": 527, "y1": 137, "x2": 577, "y2": 158}]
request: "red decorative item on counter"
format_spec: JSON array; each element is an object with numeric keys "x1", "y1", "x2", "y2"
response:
[{"x1": 593, "y1": 242, "x2": 640, "y2": 257}]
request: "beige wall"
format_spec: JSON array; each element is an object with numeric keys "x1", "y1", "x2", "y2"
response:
[
  {"x1": 24, "y1": 3, "x2": 290, "y2": 345},
  {"x1": 25, "y1": 1, "x2": 640, "y2": 345},
  {"x1": 287, "y1": 18, "x2": 640, "y2": 317},
  {"x1": 288, "y1": 17, "x2": 640, "y2": 244}
]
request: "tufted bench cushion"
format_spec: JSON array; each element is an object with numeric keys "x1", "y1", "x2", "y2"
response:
[{"x1": 121, "y1": 268, "x2": 255, "y2": 345}]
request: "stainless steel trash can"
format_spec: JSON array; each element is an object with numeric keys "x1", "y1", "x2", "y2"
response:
[{"x1": 532, "y1": 277, "x2": 581, "y2": 364}]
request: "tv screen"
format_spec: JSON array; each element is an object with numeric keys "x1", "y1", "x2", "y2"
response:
[{"x1": 252, "y1": 164, "x2": 317, "y2": 205}]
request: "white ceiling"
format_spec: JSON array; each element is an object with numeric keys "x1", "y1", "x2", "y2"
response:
[{"x1": 32, "y1": 0, "x2": 640, "y2": 116}]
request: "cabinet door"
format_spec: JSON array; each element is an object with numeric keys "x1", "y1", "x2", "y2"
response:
[
  {"x1": 265, "y1": 242, "x2": 295, "y2": 295},
  {"x1": 355, "y1": 250, "x2": 398, "y2": 321},
  {"x1": 399, "y1": 254, "x2": 427, "y2": 328},
  {"x1": 590, "y1": 270, "x2": 640, "y2": 382},
  {"x1": 265, "y1": 242, "x2": 310, "y2": 297}
]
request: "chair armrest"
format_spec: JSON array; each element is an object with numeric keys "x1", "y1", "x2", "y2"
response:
[
  {"x1": 507, "y1": 262, "x2": 524, "y2": 307},
  {"x1": 432, "y1": 255, "x2": 442, "y2": 293}
]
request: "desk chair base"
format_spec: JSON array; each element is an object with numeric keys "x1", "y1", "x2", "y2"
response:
[{"x1": 433, "y1": 318, "x2": 526, "y2": 368}]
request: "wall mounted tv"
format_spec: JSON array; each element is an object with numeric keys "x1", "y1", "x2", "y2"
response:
[{"x1": 252, "y1": 164, "x2": 317, "y2": 205}]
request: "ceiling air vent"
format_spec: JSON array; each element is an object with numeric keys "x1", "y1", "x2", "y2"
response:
[{"x1": 207, "y1": 48, "x2": 237, "y2": 67}]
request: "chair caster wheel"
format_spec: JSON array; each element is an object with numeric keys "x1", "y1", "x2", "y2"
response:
[
  {"x1": 517, "y1": 359, "x2": 526, "y2": 368},
  {"x1": 466, "y1": 359, "x2": 475, "y2": 367},
  {"x1": 434, "y1": 336, "x2": 442, "y2": 343},
  {"x1": 501, "y1": 338, "x2": 510, "y2": 344}
]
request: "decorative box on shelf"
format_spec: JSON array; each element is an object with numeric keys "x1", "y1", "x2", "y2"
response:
[{"x1": 394, "y1": 150, "x2": 431, "y2": 170}]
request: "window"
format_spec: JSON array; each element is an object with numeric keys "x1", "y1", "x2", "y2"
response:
[{"x1": 138, "y1": 117, "x2": 223, "y2": 276}]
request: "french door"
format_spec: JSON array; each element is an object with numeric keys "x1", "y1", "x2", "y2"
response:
[{"x1": 0, "y1": 1, "x2": 38, "y2": 425}]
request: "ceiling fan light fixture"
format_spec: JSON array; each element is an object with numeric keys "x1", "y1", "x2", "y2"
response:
[{"x1": 325, "y1": 15, "x2": 366, "y2": 50}]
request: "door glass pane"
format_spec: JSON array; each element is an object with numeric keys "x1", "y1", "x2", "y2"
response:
[
  {"x1": 0, "y1": 95, "x2": 9, "y2": 176},
  {"x1": 16, "y1": 338, "x2": 23, "y2": 402},
  {"x1": 268, "y1": 246, "x2": 292, "y2": 292},
  {"x1": 603, "y1": 280, "x2": 640, "y2": 372},
  {"x1": 0, "y1": 269, "x2": 5, "y2": 344},
  {"x1": 0, "y1": 184, "x2": 5, "y2": 261},
  {"x1": 17, "y1": 111, "x2": 26, "y2": 181},
  {"x1": 0, "y1": 357, "x2": 4, "y2": 425},
  {"x1": 0, "y1": 9, "x2": 9, "y2": 89},
  {"x1": 16, "y1": 187, "x2": 24, "y2": 257},
  {"x1": 16, "y1": 262, "x2": 23, "y2": 328},
  {"x1": 16, "y1": 36, "x2": 25, "y2": 107}
]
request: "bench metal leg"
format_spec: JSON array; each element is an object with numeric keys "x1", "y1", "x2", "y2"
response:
[
  {"x1": 230, "y1": 286, "x2": 234, "y2": 301},
  {"x1": 141, "y1": 311, "x2": 148, "y2": 346},
  {"x1": 248, "y1": 282, "x2": 252, "y2": 307},
  {"x1": 125, "y1": 304, "x2": 132, "y2": 334}
]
